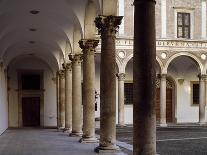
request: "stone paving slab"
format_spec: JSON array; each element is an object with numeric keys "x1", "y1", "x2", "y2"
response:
[{"x1": 0, "y1": 129, "x2": 126, "y2": 155}]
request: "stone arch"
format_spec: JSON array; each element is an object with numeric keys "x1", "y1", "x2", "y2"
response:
[
  {"x1": 123, "y1": 53, "x2": 163, "y2": 73},
  {"x1": 164, "y1": 52, "x2": 203, "y2": 74}
]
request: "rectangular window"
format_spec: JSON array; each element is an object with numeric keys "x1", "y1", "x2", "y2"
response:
[
  {"x1": 124, "y1": 83, "x2": 133, "y2": 105},
  {"x1": 177, "y1": 12, "x2": 190, "y2": 39},
  {"x1": 191, "y1": 82, "x2": 199, "y2": 105},
  {"x1": 21, "y1": 74, "x2": 41, "y2": 90}
]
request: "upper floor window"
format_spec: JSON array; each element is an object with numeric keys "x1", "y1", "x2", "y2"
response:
[{"x1": 177, "y1": 12, "x2": 190, "y2": 39}]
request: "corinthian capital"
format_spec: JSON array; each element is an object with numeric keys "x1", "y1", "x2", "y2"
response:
[
  {"x1": 58, "y1": 70, "x2": 65, "y2": 79},
  {"x1": 62, "y1": 62, "x2": 72, "y2": 71},
  {"x1": 79, "y1": 39, "x2": 99, "y2": 55},
  {"x1": 94, "y1": 15, "x2": 123, "y2": 36},
  {"x1": 69, "y1": 54, "x2": 83, "y2": 65}
]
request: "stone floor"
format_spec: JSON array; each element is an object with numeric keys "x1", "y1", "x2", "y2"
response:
[
  {"x1": 0, "y1": 128, "x2": 125, "y2": 155},
  {"x1": 116, "y1": 125, "x2": 207, "y2": 155},
  {"x1": 1, "y1": 126, "x2": 207, "y2": 155}
]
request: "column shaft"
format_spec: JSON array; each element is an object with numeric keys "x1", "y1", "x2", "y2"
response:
[
  {"x1": 117, "y1": 73, "x2": 126, "y2": 126},
  {"x1": 69, "y1": 54, "x2": 83, "y2": 136},
  {"x1": 133, "y1": 0, "x2": 156, "y2": 155},
  {"x1": 79, "y1": 39, "x2": 99, "y2": 143},
  {"x1": 199, "y1": 75, "x2": 206, "y2": 124},
  {"x1": 56, "y1": 72, "x2": 60, "y2": 128},
  {"x1": 59, "y1": 70, "x2": 65, "y2": 129},
  {"x1": 64, "y1": 63, "x2": 72, "y2": 131},
  {"x1": 160, "y1": 74, "x2": 167, "y2": 126},
  {"x1": 94, "y1": 15, "x2": 123, "y2": 153}
]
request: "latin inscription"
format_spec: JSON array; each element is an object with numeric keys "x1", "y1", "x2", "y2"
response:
[{"x1": 157, "y1": 41, "x2": 207, "y2": 48}]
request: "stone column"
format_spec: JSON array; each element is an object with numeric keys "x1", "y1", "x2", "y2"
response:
[
  {"x1": 94, "y1": 15, "x2": 123, "y2": 153},
  {"x1": 69, "y1": 54, "x2": 83, "y2": 136},
  {"x1": 56, "y1": 71, "x2": 60, "y2": 128},
  {"x1": 116, "y1": 73, "x2": 126, "y2": 126},
  {"x1": 63, "y1": 63, "x2": 72, "y2": 132},
  {"x1": 59, "y1": 70, "x2": 65, "y2": 129},
  {"x1": 159, "y1": 74, "x2": 167, "y2": 127},
  {"x1": 79, "y1": 39, "x2": 99, "y2": 143},
  {"x1": 199, "y1": 74, "x2": 206, "y2": 125},
  {"x1": 133, "y1": 0, "x2": 156, "y2": 154}
]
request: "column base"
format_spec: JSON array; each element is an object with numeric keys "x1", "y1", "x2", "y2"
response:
[
  {"x1": 117, "y1": 124, "x2": 126, "y2": 127},
  {"x1": 159, "y1": 123, "x2": 167, "y2": 127},
  {"x1": 58, "y1": 127, "x2": 65, "y2": 130},
  {"x1": 79, "y1": 136, "x2": 99, "y2": 143},
  {"x1": 94, "y1": 145, "x2": 121, "y2": 153},
  {"x1": 199, "y1": 122, "x2": 206, "y2": 126},
  {"x1": 69, "y1": 131, "x2": 83, "y2": 137},
  {"x1": 63, "y1": 128, "x2": 72, "y2": 133}
]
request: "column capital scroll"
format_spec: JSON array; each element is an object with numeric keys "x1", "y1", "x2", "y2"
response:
[
  {"x1": 58, "y1": 70, "x2": 65, "y2": 79},
  {"x1": 69, "y1": 54, "x2": 83, "y2": 65},
  {"x1": 116, "y1": 73, "x2": 126, "y2": 81},
  {"x1": 158, "y1": 74, "x2": 167, "y2": 79},
  {"x1": 79, "y1": 39, "x2": 99, "y2": 55},
  {"x1": 62, "y1": 63, "x2": 72, "y2": 71},
  {"x1": 94, "y1": 15, "x2": 123, "y2": 37}
]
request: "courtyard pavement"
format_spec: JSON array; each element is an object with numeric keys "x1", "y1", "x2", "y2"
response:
[
  {"x1": 116, "y1": 125, "x2": 207, "y2": 155},
  {"x1": 1, "y1": 126, "x2": 207, "y2": 155}
]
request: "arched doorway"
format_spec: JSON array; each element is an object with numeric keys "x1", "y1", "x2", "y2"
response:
[{"x1": 167, "y1": 55, "x2": 201, "y2": 123}]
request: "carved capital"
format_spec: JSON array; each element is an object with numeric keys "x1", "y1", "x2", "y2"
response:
[
  {"x1": 116, "y1": 73, "x2": 126, "y2": 81},
  {"x1": 94, "y1": 15, "x2": 123, "y2": 37},
  {"x1": 69, "y1": 54, "x2": 83, "y2": 65},
  {"x1": 62, "y1": 63, "x2": 72, "y2": 71},
  {"x1": 198, "y1": 74, "x2": 207, "y2": 81},
  {"x1": 79, "y1": 39, "x2": 99, "y2": 55},
  {"x1": 58, "y1": 70, "x2": 65, "y2": 79},
  {"x1": 158, "y1": 74, "x2": 167, "y2": 80}
]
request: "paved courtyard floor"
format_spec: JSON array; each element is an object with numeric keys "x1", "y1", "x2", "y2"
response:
[
  {"x1": 0, "y1": 128, "x2": 102, "y2": 155},
  {"x1": 1, "y1": 126, "x2": 207, "y2": 155},
  {"x1": 116, "y1": 125, "x2": 207, "y2": 155}
]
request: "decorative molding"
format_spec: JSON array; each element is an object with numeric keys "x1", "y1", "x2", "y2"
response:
[
  {"x1": 69, "y1": 54, "x2": 83, "y2": 65},
  {"x1": 62, "y1": 63, "x2": 72, "y2": 72},
  {"x1": 79, "y1": 39, "x2": 99, "y2": 55},
  {"x1": 95, "y1": 15, "x2": 123, "y2": 37},
  {"x1": 116, "y1": 73, "x2": 126, "y2": 81}
]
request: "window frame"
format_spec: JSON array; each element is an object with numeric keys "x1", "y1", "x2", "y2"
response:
[
  {"x1": 177, "y1": 12, "x2": 191, "y2": 39},
  {"x1": 174, "y1": 7, "x2": 194, "y2": 39},
  {"x1": 124, "y1": 81, "x2": 133, "y2": 105}
]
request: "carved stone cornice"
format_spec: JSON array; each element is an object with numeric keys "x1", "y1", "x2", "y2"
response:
[
  {"x1": 58, "y1": 70, "x2": 65, "y2": 79},
  {"x1": 79, "y1": 39, "x2": 99, "y2": 55},
  {"x1": 69, "y1": 54, "x2": 83, "y2": 65},
  {"x1": 94, "y1": 15, "x2": 123, "y2": 37},
  {"x1": 116, "y1": 73, "x2": 126, "y2": 81},
  {"x1": 62, "y1": 63, "x2": 72, "y2": 72}
]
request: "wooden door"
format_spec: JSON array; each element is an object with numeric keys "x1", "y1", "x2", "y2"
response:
[
  {"x1": 156, "y1": 88, "x2": 173, "y2": 123},
  {"x1": 22, "y1": 97, "x2": 40, "y2": 127}
]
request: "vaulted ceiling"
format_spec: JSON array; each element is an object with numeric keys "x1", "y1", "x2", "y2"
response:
[{"x1": 0, "y1": 0, "x2": 101, "y2": 72}]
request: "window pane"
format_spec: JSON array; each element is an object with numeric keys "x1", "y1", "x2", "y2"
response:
[
  {"x1": 184, "y1": 27, "x2": 190, "y2": 38},
  {"x1": 177, "y1": 13, "x2": 183, "y2": 25},
  {"x1": 178, "y1": 27, "x2": 183, "y2": 38},
  {"x1": 124, "y1": 83, "x2": 133, "y2": 104},
  {"x1": 193, "y1": 84, "x2": 199, "y2": 105},
  {"x1": 184, "y1": 13, "x2": 190, "y2": 25}
]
